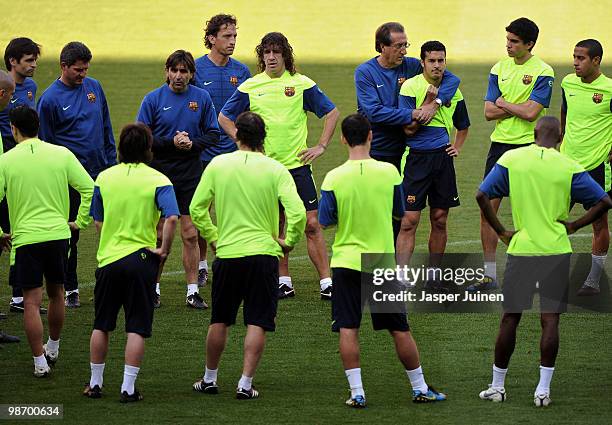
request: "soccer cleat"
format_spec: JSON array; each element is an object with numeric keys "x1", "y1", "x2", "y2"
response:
[
  {"x1": 576, "y1": 285, "x2": 600, "y2": 296},
  {"x1": 10, "y1": 301, "x2": 47, "y2": 314},
  {"x1": 0, "y1": 330, "x2": 19, "y2": 343},
  {"x1": 424, "y1": 279, "x2": 451, "y2": 293},
  {"x1": 43, "y1": 344, "x2": 58, "y2": 366},
  {"x1": 193, "y1": 379, "x2": 219, "y2": 394},
  {"x1": 236, "y1": 386, "x2": 259, "y2": 400},
  {"x1": 467, "y1": 276, "x2": 497, "y2": 292},
  {"x1": 534, "y1": 392, "x2": 551, "y2": 407},
  {"x1": 186, "y1": 293, "x2": 208, "y2": 309},
  {"x1": 320, "y1": 285, "x2": 332, "y2": 300},
  {"x1": 83, "y1": 384, "x2": 103, "y2": 399},
  {"x1": 33, "y1": 364, "x2": 51, "y2": 378},
  {"x1": 65, "y1": 292, "x2": 81, "y2": 308},
  {"x1": 345, "y1": 394, "x2": 366, "y2": 408},
  {"x1": 197, "y1": 268, "x2": 208, "y2": 287},
  {"x1": 412, "y1": 386, "x2": 447, "y2": 403},
  {"x1": 153, "y1": 293, "x2": 161, "y2": 309},
  {"x1": 479, "y1": 385, "x2": 506, "y2": 402},
  {"x1": 277, "y1": 283, "x2": 295, "y2": 299},
  {"x1": 120, "y1": 390, "x2": 143, "y2": 403}
]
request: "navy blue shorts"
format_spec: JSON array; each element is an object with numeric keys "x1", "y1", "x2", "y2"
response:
[
  {"x1": 9, "y1": 239, "x2": 69, "y2": 289},
  {"x1": 289, "y1": 165, "x2": 318, "y2": 211}
]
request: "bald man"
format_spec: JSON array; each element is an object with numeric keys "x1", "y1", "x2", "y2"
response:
[{"x1": 476, "y1": 116, "x2": 612, "y2": 406}]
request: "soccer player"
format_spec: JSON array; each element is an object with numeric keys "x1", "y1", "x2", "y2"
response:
[
  {"x1": 477, "y1": 116, "x2": 612, "y2": 407},
  {"x1": 194, "y1": 14, "x2": 251, "y2": 286},
  {"x1": 0, "y1": 106, "x2": 94, "y2": 377},
  {"x1": 84, "y1": 123, "x2": 179, "y2": 402},
  {"x1": 319, "y1": 114, "x2": 446, "y2": 407},
  {"x1": 396, "y1": 41, "x2": 470, "y2": 281},
  {"x1": 219, "y1": 32, "x2": 339, "y2": 300},
  {"x1": 560, "y1": 39, "x2": 612, "y2": 296},
  {"x1": 190, "y1": 111, "x2": 305, "y2": 399},
  {"x1": 0, "y1": 38, "x2": 41, "y2": 313},
  {"x1": 137, "y1": 50, "x2": 220, "y2": 309},
  {"x1": 37, "y1": 41, "x2": 117, "y2": 308},
  {"x1": 470, "y1": 17, "x2": 554, "y2": 292}
]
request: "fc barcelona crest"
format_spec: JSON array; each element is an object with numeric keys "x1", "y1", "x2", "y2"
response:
[
  {"x1": 522, "y1": 75, "x2": 533, "y2": 85},
  {"x1": 406, "y1": 195, "x2": 416, "y2": 204},
  {"x1": 229, "y1": 76, "x2": 239, "y2": 86},
  {"x1": 285, "y1": 86, "x2": 295, "y2": 97},
  {"x1": 593, "y1": 93, "x2": 603, "y2": 104},
  {"x1": 87, "y1": 92, "x2": 96, "y2": 103},
  {"x1": 188, "y1": 101, "x2": 199, "y2": 111},
  {"x1": 27, "y1": 91, "x2": 33, "y2": 100},
  {"x1": 398, "y1": 77, "x2": 406, "y2": 86}
]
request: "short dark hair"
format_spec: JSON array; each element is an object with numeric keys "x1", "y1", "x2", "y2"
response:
[
  {"x1": 576, "y1": 39, "x2": 603, "y2": 61},
  {"x1": 118, "y1": 123, "x2": 152, "y2": 164},
  {"x1": 4, "y1": 37, "x2": 41, "y2": 71},
  {"x1": 420, "y1": 41, "x2": 446, "y2": 60},
  {"x1": 256, "y1": 32, "x2": 296, "y2": 75},
  {"x1": 9, "y1": 106, "x2": 39, "y2": 138},
  {"x1": 204, "y1": 14, "x2": 237, "y2": 49},
  {"x1": 60, "y1": 41, "x2": 92, "y2": 67},
  {"x1": 165, "y1": 50, "x2": 196, "y2": 85},
  {"x1": 375, "y1": 22, "x2": 405, "y2": 53},
  {"x1": 341, "y1": 114, "x2": 371, "y2": 147},
  {"x1": 505, "y1": 18, "x2": 539, "y2": 50},
  {"x1": 236, "y1": 111, "x2": 266, "y2": 150}
]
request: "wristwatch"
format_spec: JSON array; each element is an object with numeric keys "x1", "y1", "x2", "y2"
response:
[{"x1": 434, "y1": 98, "x2": 443, "y2": 106}]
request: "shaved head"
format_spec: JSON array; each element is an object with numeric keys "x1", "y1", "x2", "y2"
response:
[
  {"x1": 0, "y1": 70, "x2": 15, "y2": 111},
  {"x1": 534, "y1": 116, "x2": 561, "y2": 148}
]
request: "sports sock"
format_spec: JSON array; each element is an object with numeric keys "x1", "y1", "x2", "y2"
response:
[
  {"x1": 90, "y1": 362, "x2": 105, "y2": 388},
  {"x1": 406, "y1": 366, "x2": 428, "y2": 393},
  {"x1": 46, "y1": 337, "x2": 60, "y2": 353},
  {"x1": 238, "y1": 374, "x2": 253, "y2": 391},
  {"x1": 11, "y1": 296, "x2": 23, "y2": 304},
  {"x1": 155, "y1": 283, "x2": 160, "y2": 295},
  {"x1": 186, "y1": 284, "x2": 198, "y2": 296},
  {"x1": 33, "y1": 354, "x2": 48, "y2": 369},
  {"x1": 492, "y1": 364, "x2": 507, "y2": 388},
  {"x1": 584, "y1": 254, "x2": 606, "y2": 289},
  {"x1": 320, "y1": 277, "x2": 332, "y2": 290},
  {"x1": 345, "y1": 368, "x2": 365, "y2": 398},
  {"x1": 199, "y1": 260, "x2": 208, "y2": 271},
  {"x1": 279, "y1": 276, "x2": 293, "y2": 289},
  {"x1": 121, "y1": 365, "x2": 140, "y2": 395},
  {"x1": 535, "y1": 365, "x2": 555, "y2": 395},
  {"x1": 204, "y1": 366, "x2": 218, "y2": 383},
  {"x1": 65, "y1": 289, "x2": 79, "y2": 296},
  {"x1": 484, "y1": 262, "x2": 497, "y2": 280}
]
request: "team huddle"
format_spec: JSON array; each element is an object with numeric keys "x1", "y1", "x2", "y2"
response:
[{"x1": 0, "y1": 13, "x2": 610, "y2": 409}]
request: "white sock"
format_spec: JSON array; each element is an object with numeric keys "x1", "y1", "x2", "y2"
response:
[
  {"x1": 492, "y1": 364, "x2": 507, "y2": 388},
  {"x1": 345, "y1": 368, "x2": 365, "y2": 398},
  {"x1": 535, "y1": 365, "x2": 555, "y2": 395},
  {"x1": 90, "y1": 362, "x2": 105, "y2": 387},
  {"x1": 187, "y1": 284, "x2": 198, "y2": 296},
  {"x1": 406, "y1": 366, "x2": 428, "y2": 393},
  {"x1": 46, "y1": 337, "x2": 60, "y2": 353},
  {"x1": 584, "y1": 254, "x2": 606, "y2": 289},
  {"x1": 204, "y1": 366, "x2": 218, "y2": 383},
  {"x1": 199, "y1": 260, "x2": 208, "y2": 271},
  {"x1": 279, "y1": 276, "x2": 293, "y2": 288},
  {"x1": 320, "y1": 277, "x2": 332, "y2": 290},
  {"x1": 484, "y1": 262, "x2": 497, "y2": 280},
  {"x1": 66, "y1": 289, "x2": 79, "y2": 296},
  {"x1": 33, "y1": 354, "x2": 48, "y2": 369},
  {"x1": 238, "y1": 374, "x2": 253, "y2": 390},
  {"x1": 12, "y1": 296, "x2": 23, "y2": 304},
  {"x1": 121, "y1": 365, "x2": 140, "y2": 395},
  {"x1": 155, "y1": 283, "x2": 160, "y2": 295}
]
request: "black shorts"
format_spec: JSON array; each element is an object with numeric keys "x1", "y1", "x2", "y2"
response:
[
  {"x1": 289, "y1": 165, "x2": 318, "y2": 211},
  {"x1": 9, "y1": 239, "x2": 69, "y2": 289},
  {"x1": 371, "y1": 154, "x2": 402, "y2": 173},
  {"x1": 502, "y1": 254, "x2": 570, "y2": 313},
  {"x1": 331, "y1": 268, "x2": 409, "y2": 333},
  {"x1": 588, "y1": 161, "x2": 612, "y2": 195},
  {"x1": 173, "y1": 181, "x2": 197, "y2": 216},
  {"x1": 402, "y1": 146, "x2": 459, "y2": 211},
  {"x1": 210, "y1": 255, "x2": 279, "y2": 332},
  {"x1": 93, "y1": 248, "x2": 160, "y2": 338},
  {"x1": 484, "y1": 142, "x2": 532, "y2": 178}
]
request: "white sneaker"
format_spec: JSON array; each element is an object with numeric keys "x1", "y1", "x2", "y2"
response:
[
  {"x1": 33, "y1": 364, "x2": 50, "y2": 377},
  {"x1": 479, "y1": 385, "x2": 506, "y2": 402},
  {"x1": 43, "y1": 344, "x2": 59, "y2": 365},
  {"x1": 534, "y1": 392, "x2": 551, "y2": 407}
]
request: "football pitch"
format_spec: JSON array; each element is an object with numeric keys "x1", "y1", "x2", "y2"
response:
[{"x1": 0, "y1": 58, "x2": 611, "y2": 424}]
